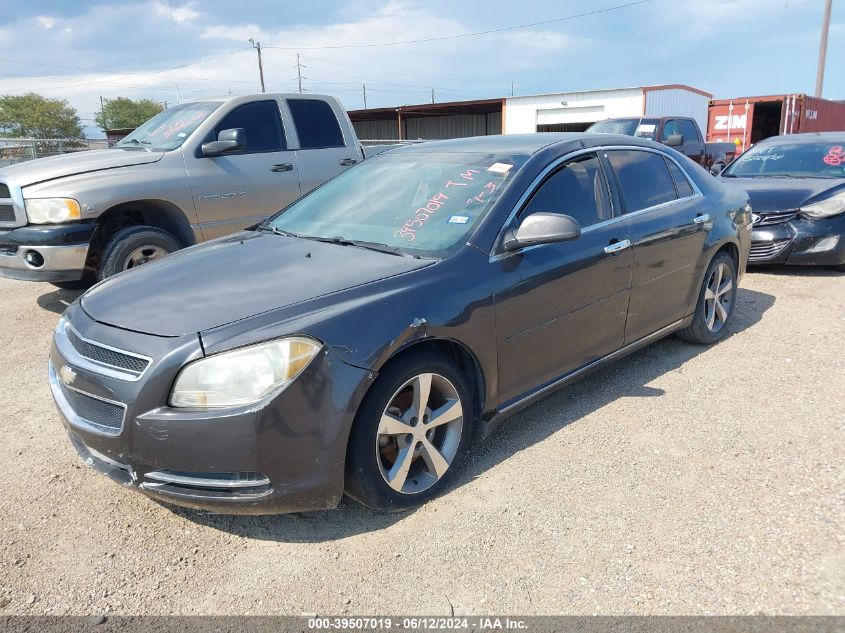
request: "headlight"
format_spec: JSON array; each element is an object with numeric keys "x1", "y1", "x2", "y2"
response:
[
  {"x1": 169, "y1": 337, "x2": 321, "y2": 408},
  {"x1": 25, "y1": 198, "x2": 81, "y2": 224},
  {"x1": 800, "y1": 191, "x2": 845, "y2": 219}
]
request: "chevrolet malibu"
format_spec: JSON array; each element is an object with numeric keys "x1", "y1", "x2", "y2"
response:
[{"x1": 49, "y1": 134, "x2": 751, "y2": 514}]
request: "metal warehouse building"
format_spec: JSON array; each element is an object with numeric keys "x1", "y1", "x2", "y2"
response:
[{"x1": 348, "y1": 84, "x2": 712, "y2": 141}]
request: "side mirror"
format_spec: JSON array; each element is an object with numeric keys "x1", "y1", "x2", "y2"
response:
[
  {"x1": 201, "y1": 128, "x2": 246, "y2": 157},
  {"x1": 665, "y1": 134, "x2": 684, "y2": 147},
  {"x1": 503, "y1": 212, "x2": 582, "y2": 251},
  {"x1": 710, "y1": 162, "x2": 726, "y2": 176}
]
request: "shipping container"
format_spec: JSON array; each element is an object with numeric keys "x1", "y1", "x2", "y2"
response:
[{"x1": 707, "y1": 94, "x2": 845, "y2": 153}]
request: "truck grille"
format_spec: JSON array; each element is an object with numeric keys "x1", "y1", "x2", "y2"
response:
[
  {"x1": 749, "y1": 239, "x2": 791, "y2": 262},
  {"x1": 0, "y1": 204, "x2": 15, "y2": 222},
  {"x1": 65, "y1": 325, "x2": 150, "y2": 376},
  {"x1": 753, "y1": 210, "x2": 798, "y2": 226},
  {"x1": 55, "y1": 375, "x2": 126, "y2": 436},
  {"x1": 0, "y1": 184, "x2": 9, "y2": 198}
]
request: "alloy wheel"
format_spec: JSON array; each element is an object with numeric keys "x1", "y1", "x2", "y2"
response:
[
  {"x1": 123, "y1": 245, "x2": 169, "y2": 270},
  {"x1": 376, "y1": 372, "x2": 464, "y2": 495},
  {"x1": 703, "y1": 261, "x2": 733, "y2": 333}
]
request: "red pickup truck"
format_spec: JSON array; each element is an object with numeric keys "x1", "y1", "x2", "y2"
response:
[{"x1": 587, "y1": 116, "x2": 737, "y2": 174}]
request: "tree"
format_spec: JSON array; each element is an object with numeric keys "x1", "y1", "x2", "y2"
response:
[
  {"x1": 0, "y1": 93, "x2": 82, "y2": 138},
  {"x1": 95, "y1": 97, "x2": 164, "y2": 131}
]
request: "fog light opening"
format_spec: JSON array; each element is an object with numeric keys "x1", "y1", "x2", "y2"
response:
[{"x1": 24, "y1": 250, "x2": 44, "y2": 268}]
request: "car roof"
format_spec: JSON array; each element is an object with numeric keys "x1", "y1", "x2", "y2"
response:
[
  {"x1": 759, "y1": 132, "x2": 845, "y2": 144},
  {"x1": 391, "y1": 133, "x2": 661, "y2": 155}
]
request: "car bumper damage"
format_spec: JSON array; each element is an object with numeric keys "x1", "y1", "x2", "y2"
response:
[
  {"x1": 749, "y1": 212, "x2": 845, "y2": 266},
  {"x1": 49, "y1": 303, "x2": 375, "y2": 514},
  {"x1": 0, "y1": 223, "x2": 94, "y2": 281}
]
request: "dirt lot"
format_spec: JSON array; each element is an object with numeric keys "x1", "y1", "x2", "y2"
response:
[{"x1": 0, "y1": 268, "x2": 842, "y2": 616}]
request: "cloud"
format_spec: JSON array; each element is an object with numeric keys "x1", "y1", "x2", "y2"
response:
[
  {"x1": 35, "y1": 15, "x2": 56, "y2": 29},
  {"x1": 154, "y1": 1, "x2": 200, "y2": 24}
]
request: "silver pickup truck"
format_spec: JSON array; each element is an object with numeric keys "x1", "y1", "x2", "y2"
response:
[{"x1": 0, "y1": 93, "x2": 364, "y2": 286}]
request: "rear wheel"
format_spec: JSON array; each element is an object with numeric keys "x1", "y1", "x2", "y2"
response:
[
  {"x1": 677, "y1": 251, "x2": 738, "y2": 344},
  {"x1": 345, "y1": 352, "x2": 473, "y2": 512},
  {"x1": 97, "y1": 226, "x2": 181, "y2": 280}
]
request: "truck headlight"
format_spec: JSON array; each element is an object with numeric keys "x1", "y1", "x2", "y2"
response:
[
  {"x1": 169, "y1": 337, "x2": 321, "y2": 408},
  {"x1": 25, "y1": 198, "x2": 82, "y2": 224},
  {"x1": 800, "y1": 191, "x2": 845, "y2": 220}
]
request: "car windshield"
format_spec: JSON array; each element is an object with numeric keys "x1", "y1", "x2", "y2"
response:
[
  {"x1": 588, "y1": 118, "x2": 658, "y2": 140},
  {"x1": 267, "y1": 151, "x2": 529, "y2": 258},
  {"x1": 115, "y1": 101, "x2": 222, "y2": 151},
  {"x1": 723, "y1": 140, "x2": 845, "y2": 179}
]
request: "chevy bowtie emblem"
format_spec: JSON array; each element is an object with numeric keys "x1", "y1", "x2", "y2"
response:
[
  {"x1": 59, "y1": 365, "x2": 77, "y2": 386},
  {"x1": 751, "y1": 213, "x2": 761, "y2": 225}
]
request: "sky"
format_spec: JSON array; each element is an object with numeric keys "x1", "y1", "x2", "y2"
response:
[{"x1": 0, "y1": 0, "x2": 842, "y2": 137}]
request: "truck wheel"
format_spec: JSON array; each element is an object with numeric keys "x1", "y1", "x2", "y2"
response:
[{"x1": 97, "y1": 226, "x2": 182, "y2": 280}]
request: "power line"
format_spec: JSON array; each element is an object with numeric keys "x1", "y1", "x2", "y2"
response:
[{"x1": 262, "y1": 1, "x2": 652, "y2": 50}]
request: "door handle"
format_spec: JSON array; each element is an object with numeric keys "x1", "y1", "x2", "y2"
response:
[
  {"x1": 604, "y1": 239, "x2": 631, "y2": 254},
  {"x1": 693, "y1": 214, "x2": 711, "y2": 225},
  {"x1": 339, "y1": 158, "x2": 358, "y2": 166},
  {"x1": 270, "y1": 163, "x2": 294, "y2": 172}
]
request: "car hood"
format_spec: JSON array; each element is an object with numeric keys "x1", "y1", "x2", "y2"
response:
[
  {"x1": 720, "y1": 176, "x2": 844, "y2": 213},
  {"x1": 80, "y1": 231, "x2": 434, "y2": 337},
  {"x1": 0, "y1": 148, "x2": 164, "y2": 187}
]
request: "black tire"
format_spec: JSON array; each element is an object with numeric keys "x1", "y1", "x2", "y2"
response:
[
  {"x1": 677, "y1": 251, "x2": 738, "y2": 345},
  {"x1": 345, "y1": 351, "x2": 475, "y2": 512},
  {"x1": 97, "y1": 226, "x2": 182, "y2": 281}
]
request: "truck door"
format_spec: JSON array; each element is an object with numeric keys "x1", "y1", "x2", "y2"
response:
[
  {"x1": 186, "y1": 98, "x2": 301, "y2": 241},
  {"x1": 285, "y1": 98, "x2": 359, "y2": 194},
  {"x1": 661, "y1": 119, "x2": 705, "y2": 165}
]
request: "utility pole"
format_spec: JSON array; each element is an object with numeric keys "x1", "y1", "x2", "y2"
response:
[
  {"x1": 295, "y1": 53, "x2": 305, "y2": 93},
  {"x1": 815, "y1": 0, "x2": 833, "y2": 97},
  {"x1": 431, "y1": 88, "x2": 435, "y2": 104},
  {"x1": 362, "y1": 84, "x2": 367, "y2": 109},
  {"x1": 249, "y1": 38, "x2": 266, "y2": 93},
  {"x1": 99, "y1": 95, "x2": 106, "y2": 129},
  {"x1": 511, "y1": 81, "x2": 514, "y2": 97}
]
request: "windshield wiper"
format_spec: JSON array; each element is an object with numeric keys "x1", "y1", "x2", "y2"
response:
[
  {"x1": 302, "y1": 235, "x2": 411, "y2": 257},
  {"x1": 118, "y1": 138, "x2": 152, "y2": 152},
  {"x1": 258, "y1": 225, "x2": 299, "y2": 237}
]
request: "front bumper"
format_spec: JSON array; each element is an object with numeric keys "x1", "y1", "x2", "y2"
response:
[
  {"x1": 749, "y1": 213, "x2": 845, "y2": 266},
  {"x1": 0, "y1": 222, "x2": 94, "y2": 281},
  {"x1": 49, "y1": 303, "x2": 375, "y2": 514}
]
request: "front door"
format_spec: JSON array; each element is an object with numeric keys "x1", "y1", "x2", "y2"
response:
[
  {"x1": 602, "y1": 149, "x2": 709, "y2": 343},
  {"x1": 186, "y1": 98, "x2": 301, "y2": 241},
  {"x1": 493, "y1": 153, "x2": 633, "y2": 406}
]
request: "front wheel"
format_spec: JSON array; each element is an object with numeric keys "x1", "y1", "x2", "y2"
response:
[
  {"x1": 677, "y1": 251, "x2": 738, "y2": 345},
  {"x1": 97, "y1": 226, "x2": 182, "y2": 280},
  {"x1": 345, "y1": 352, "x2": 474, "y2": 512}
]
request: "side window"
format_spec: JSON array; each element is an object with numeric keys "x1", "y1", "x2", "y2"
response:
[
  {"x1": 521, "y1": 154, "x2": 612, "y2": 228},
  {"x1": 214, "y1": 100, "x2": 285, "y2": 153},
  {"x1": 660, "y1": 120, "x2": 680, "y2": 142},
  {"x1": 678, "y1": 119, "x2": 700, "y2": 143},
  {"x1": 287, "y1": 99, "x2": 345, "y2": 149},
  {"x1": 664, "y1": 157, "x2": 695, "y2": 198},
  {"x1": 606, "y1": 150, "x2": 678, "y2": 212}
]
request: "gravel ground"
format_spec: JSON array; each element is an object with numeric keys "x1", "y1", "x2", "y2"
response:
[{"x1": 0, "y1": 268, "x2": 842, "y2": 616}]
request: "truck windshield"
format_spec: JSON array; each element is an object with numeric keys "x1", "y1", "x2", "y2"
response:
[
  {"x1": 115, "y1": 101, "x2": 222, "y2": 151},
  {"x1": 722, "y1": 140, "x2": 845, "y2": 179},
  {"x1": 267, "y1": 151, "x2": 529, "y2": 258},
  {"x1": 588, "y1": 118, "x2": 659, "y2": 140}
]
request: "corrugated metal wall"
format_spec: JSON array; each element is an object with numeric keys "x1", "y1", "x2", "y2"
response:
[
  {"x1": 352, "y1": 119, "x2": 398, "y2": 140},
  {"x1": 644, "y1": 88, "x2": 710, "y2": 134},
  {"x1": 800, "y1": 96, "x2": 845, "y2": 133}
]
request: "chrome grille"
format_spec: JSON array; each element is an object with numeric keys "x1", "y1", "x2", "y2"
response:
[
  {"x1": 56, "y1": 377, "x2": 125, "y2": 436},
  {"x1": 749, "y1": 239, "x2": 791, "y2": 262},
  {"x1": 65, "y1": 324, "x2": 150, "y2": 377},
  {"x1": 753, "y1": 210, "x2": 798, "y2": 226},
  {"x1": 0, "y1": 204, "x2": 14, "y2": 222}
]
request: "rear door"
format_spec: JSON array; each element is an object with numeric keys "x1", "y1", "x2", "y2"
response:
[
  {"x1": 186, "y1": 98, "x2": 301, "y2": 240},
  {"x1": 286, "y1": 98, "x2": 360, "y2": 194},
  {"x1": 661, "y1": 118, "x2": 705, "y2": 165},
  {"x1": 603, "y1": 149, "x2": 708, "y2": 343},
  {"x1": 493, "y1": 152, "x2": 633, "y2": 405}
]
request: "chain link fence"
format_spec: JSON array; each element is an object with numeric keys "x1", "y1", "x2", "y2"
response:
[{"x1": 0, "y1": 138, "x2": 109, "y2": 167}]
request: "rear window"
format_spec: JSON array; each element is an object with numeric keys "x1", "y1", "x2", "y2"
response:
[
  {"x1": 288, "y1": 99, "x2": 345, "y2": 149},
  {"x1": 665, "y1": 157, "x2": 695, "y2": 198},
  {"x1": 606, "y1": 150, "x2": 678, "y2": 212}
]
